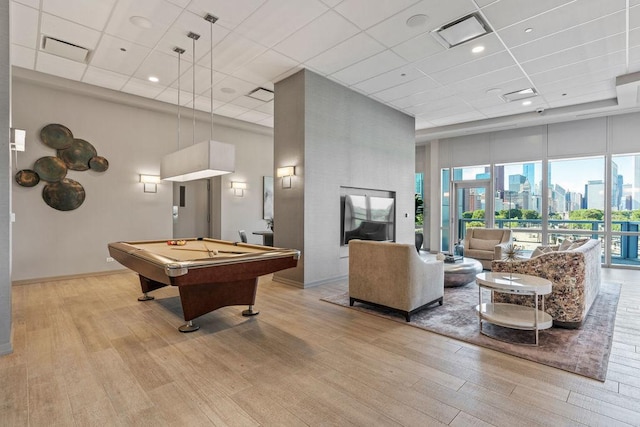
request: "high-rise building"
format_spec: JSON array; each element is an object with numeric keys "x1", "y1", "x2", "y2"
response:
[
  {"x1": 523, "y1": 163, "x2": 536, "y2": 194},
  {"x1": 585, "y1": 180, "x2": 605, "y2": 210}
]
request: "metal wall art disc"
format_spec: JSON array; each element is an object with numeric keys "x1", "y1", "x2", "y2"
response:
[
  {"x1": 15, "y1": 169, "x2": 40, "y2": 187},
  {"x1": 42, "y1": 178, "x2": 86, "y2": 211},
  {"x1": 89, "y1": 156, "x2": 109, "y2": 172},
  {"x1": 33, "y1": 156, "x2": 67, "y2": 182},
  {"x1": 57, "y1": 138, "x2": 97, "y2": 171},
  {"x1": 40, "y1": 123, "x2": 74, "y2": 149}
]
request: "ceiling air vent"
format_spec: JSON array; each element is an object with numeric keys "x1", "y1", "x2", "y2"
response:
[
  {"x1": 247, "y1": 87, "x2": 274, "y2": 102},
  {"x1": 41, "y1": 36, "x2": 90, "y2": 63},
  {"x1": 431, "y1": 13, "x2": 492, "y2": 48}
]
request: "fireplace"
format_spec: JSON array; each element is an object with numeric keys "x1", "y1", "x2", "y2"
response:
[{"x1": 340, "y1": 187, "x2": 395, "y2": 246}]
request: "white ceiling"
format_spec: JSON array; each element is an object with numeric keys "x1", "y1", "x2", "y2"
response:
[{"x1": 10, "y1": 0, "x2": 640, "y2": 139}]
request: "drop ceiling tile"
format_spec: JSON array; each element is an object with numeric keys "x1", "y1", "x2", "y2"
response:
[
  {"x1": 305, "y1": 32, "x2": 385, "y2": 75},
  {"x1": 334, "y1": 0, "x2": 420, "y2": 30},
  {"x1": 234, "y1": 0, "x2": 328, "y2": 47},
  {"x1": 233, "y1": 50, "x2": 299, "y2": 85},
  {"x1": 155, "y1": 87, "x2": 189, "y2": 105},
  {"x1": 476, "y1": 0, "x2": 498, "y2": 7},
  {"x1": 404, "y1": 95, "x2": 469, "y2": 115},
  {"x1": 121, "y1": 77, "x2": 166, "y2": 98},
  {"x1": 353, "y1": 64, "x2": 424, "y2": 94},
  {"x1": 522, "y1": 33, "x2": 626, "y2": 75},
  {"x1": 233, "y1": 96, "x2": 265, "y2": 109},
  {"x1": 414, "y1": 33, "x2": 504, "y2": 75},
  {"x1": 133, "y1": 50, "x2": 181, "y2": 86},
  {"x1": 258, "y1": 116, "x2": 274, "y2": 127},
  {"x1": 42, "y1": 0, "x2": 117, "y2": 31},
  {"x1": 166, "y1": 0, "x2": 190, "y2": 6},
  {"x1": 391, "y1": 31, "x2": 446, "y2": 62},
  {"x1": 11, "y1": 45, "x2": 36, "y2": 69},
  {"x1": 35, "y1": 51, "x2": 87, "y2": 80},
  {"x1": 213, "y1": 75, "x2": 257, "y2": 102},
  {"x1": 373, "y1": 75, "x2": 441, "y2": 102},
  {"x1": 429, "y1": 51, "x2": 516, "y2": 86},
  {"x1": 535, "y1": 65, "x2": 626, "y2": 96},
  {"x1": 510, "y1": 12, "x2": 625, "y2": 64},
  {"x1": 498, "y1": 1, "x2": 626, "y2": 49},
  {"x1": 90, "y1": 35, "x2": 151, "y2": 75},
  {"x1": 273, "y1": 11, "x2": 360, "y2": 63},
  {"x1": 41, "y1": 13, "x2": 102, "y2": 51},
  {"x1": 82, "y1": 66, "x2": 130, "y2": 91},
  {"x1": 255, "y1": 100, "x2": 274, "y2": 114},
  {"x1": 543, "y1": 79, "x2": 616, "y2": 103},
  {"x1": 450, "y1": 68, "x2": 529, "y2": 97},
  {"x1": 481, "y1": 0, "x2": 575, "y2": 31},
  {"x1": 11, "y1": 2, "x2": 39, "y2": 49},
  {"x1": 546, "y1": 88, "x2": 617, "y2": 108},
  {"x1": 202, "y1": 32, "x2": 268, "y2": 75},
  {"x1": 237, "y1": 109, "x2": 271, "y2": 123},
  {"x1": 427, "y1": 110, "x2": 486, "y2": 126},
  {"x1": 214, "y1": 103, "x2": 250, "y2": 118},
  {"x1": 13, "y1": 0, "x2": 39, "y2": 8},
  {"x1": 530, "y1": 50, "x2": 626, "y2": 85},
  {"x1": 630, "y1": 26, "x2": 640, "y2": 49},
  {"x1": 105, "y1": 0, "x2": 182, "y2": 49},
  {"x1": 389, "y1": 86, "x2": 451, "y2": 109},
  {"x1": 175, "y1": 65, "x2": 228, "y2": 96},
  {"x1": 365, "y1": 0, "x2": 475, "y2": 48},
  {"x1": 186, "y1": 0, "x2": 266, "y2": 30},
  {"x1": 331, "y1": 49, "x2": 407, "y2": 85}
]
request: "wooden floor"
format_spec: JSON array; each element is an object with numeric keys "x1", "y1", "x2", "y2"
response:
[{"x1": 1, "y1": 268, "x2": 639, "y2": 426}]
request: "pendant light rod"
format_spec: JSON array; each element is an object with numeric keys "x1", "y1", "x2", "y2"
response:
[
  {"x1": 173, "y1": 47, "x2": 185, "y2": 150},
  {"x1": 204, "y1": 14, "x2": 218, "y2": 141},
  {"x1": 187, "y1": 31, "x2": 200, "y2": 146}
]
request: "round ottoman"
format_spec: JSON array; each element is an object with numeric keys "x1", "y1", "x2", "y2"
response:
[{"x1": 444, "y1": 257, "x2": 483, "y2": 287}]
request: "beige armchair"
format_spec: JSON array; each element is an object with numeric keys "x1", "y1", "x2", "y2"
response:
[
  {"x1": 348, "y1": 240, "x2": 444, "y2": 321},
  {"x1": 463, "y1": 228, "x2": 512, "y2": 270}
]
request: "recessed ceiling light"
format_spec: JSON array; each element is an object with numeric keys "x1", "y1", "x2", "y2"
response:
[
  {"x1": 502, "y1": 87, "x2": 538, "y2": 102},
  {"x1": 524, "y1": 27, "x2": 533, "y2": 33},
  {"x1": 406, "y1": 14, "x2": 429, "y2": 28},
  {"x1": 522, "y1": 100, "x2": 532, "y2": 106},
  {"x1": 471, "y1": 45, "x2": 485, "y2": 53},
  {"x1": 148, "y1": 76, "x2": 159, "y2": 83},
  {"x1": 129, "y1": 16, "x2": 153, "y2": 29}
]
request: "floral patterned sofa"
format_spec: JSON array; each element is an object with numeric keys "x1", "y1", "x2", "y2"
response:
[{"x1": 491, "y1": 238, "x2": 601, "y2": 328}]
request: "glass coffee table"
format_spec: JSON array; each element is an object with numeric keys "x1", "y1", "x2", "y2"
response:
[{"x1": 475, "y1": 272, "x2": 553, "y2": 346}]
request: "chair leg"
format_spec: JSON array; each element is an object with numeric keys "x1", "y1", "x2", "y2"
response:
[{"x1": 349, "y1": 297, "x2": 355, "y2": 306}]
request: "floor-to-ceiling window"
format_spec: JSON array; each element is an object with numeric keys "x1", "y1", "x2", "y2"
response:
[{"x1": 610, "y1": 154, "x2": 640, "y2": 267}]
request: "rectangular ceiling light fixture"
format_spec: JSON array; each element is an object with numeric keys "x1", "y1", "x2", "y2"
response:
[
  {"x1": 247, "y1": 87, "x2": 274, "y2": 102},
  {"x1": 501, "y1": 88, "x2": 538, "y2": 102},
  {"x1": 431, "y1": 13, "x2": 492, "y2": 48},
  {"x1": 41, "y1": 36, "x2": 90, "y2": 63}
]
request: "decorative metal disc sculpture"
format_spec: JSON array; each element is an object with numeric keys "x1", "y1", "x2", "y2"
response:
[
  {"x1": 89, "y1": 156, "x2": 109, "y2": 172},
  {"x1": 42, "y1": 178, "x2": 86, "y2": 211},
  {"x1": 57, "y1": 138, "x2": 98, "y2": 171},
  {"x1": 15, "y1": 169, "x2": 40, "y2": 187},
  {"x1": 33, "y1": 156, "x2": 67, "y2": 182},
  {"x1": 40, "y1": 123, "x2": 74, "y2": 149}
]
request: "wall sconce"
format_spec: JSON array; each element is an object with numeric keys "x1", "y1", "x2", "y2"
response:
[
  {"x1": 276, "y1": 166, "x2": 295, "y2": 188},
  {"x1": 140, "y1": 174, "x2": 161, "y2": 193},
  {"x1": 10, "y1": 128, "x2": 26, "y2": 152},
  {"x1": 231, "y1": 181, "x2": 247, "y2": 197}
]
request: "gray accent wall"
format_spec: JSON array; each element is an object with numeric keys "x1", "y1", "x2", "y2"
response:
[
  {"x1": 1, "y1": 0, "x2": 12, "y2": 355},
  {"x1": 274, "y1": 70, "x2": 415, "y2": 288}
]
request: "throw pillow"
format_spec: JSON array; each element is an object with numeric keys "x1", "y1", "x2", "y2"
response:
[
  {"x1": 531, "y1": 245, "x2": 553, "y2": 258},
  {"x1": 469, "y1": 238, "x2": 500, "y2": 251},
  {"x1": 558, "y1": 238, "x2": 573, "y2": 251},
  {"x1": 568, "y1": 238, "x2": 590, "y2": 250}
]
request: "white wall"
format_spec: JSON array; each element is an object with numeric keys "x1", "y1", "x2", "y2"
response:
[{"x1": 11, "y1": 71, "x2": 273, "y2": 282}]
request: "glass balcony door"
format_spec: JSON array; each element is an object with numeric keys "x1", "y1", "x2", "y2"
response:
[{"x1": 451, "y1": 181, "x2": 491, "y2": 252}]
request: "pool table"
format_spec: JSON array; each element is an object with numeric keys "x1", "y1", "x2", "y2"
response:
[{"x1": 108, "y1": 238, "x2": 299, "y2": 332}]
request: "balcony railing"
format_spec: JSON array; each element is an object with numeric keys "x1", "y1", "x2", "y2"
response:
[{"x1": 457, "y1": 218, "x2": 640, "y2": 267}]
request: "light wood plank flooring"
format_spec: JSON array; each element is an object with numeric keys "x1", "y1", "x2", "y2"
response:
[{"x1": 1, "y1": 268, "x2": 639, "y2": 426}]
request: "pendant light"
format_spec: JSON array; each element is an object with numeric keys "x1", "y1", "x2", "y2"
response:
[{"x1": 160, "y1": 13, "x2": 235, "y2": 182}]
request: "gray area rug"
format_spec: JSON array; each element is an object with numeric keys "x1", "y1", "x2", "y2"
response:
[{"x1": 322, "y1": 281, "x2": 620, "y2": 381}]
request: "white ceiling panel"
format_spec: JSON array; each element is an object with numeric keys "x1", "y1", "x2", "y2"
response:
[
  {"x1": 82, "y1": 66, "x2": 129, "y2": 91},
  {"x1": 305, "y1": 32, "x2": 385, "y2": 75},
  {"x1": 11, "y1": 45, "x2": 36, "y2": 69},
  {"x1": 42, "y1": 0, "x2": 117, "y2": 31},
  {"x1": 481, "y1": 0, "x2": 575, "y2": 31},
  {"x1": 273, "y1": 11, "x2": 360, "y2": 63},
  {"x1": 498, "y1": 1, "x2": 626, "y2": 49},
  {"x1": 510, "y1": 12, "x2": 626, "y2": 64},
  {"x1": 10, "y1": 0, "x2": 640, "y2": 134},
  {"x1": 521, "y1": 33, "x2": 626, "y2": 75},
  {"x1": 90, "y1": 34, "x2": 151, "y2": 75},
  {"x1": 186, "y1": 0, "x2": 266, "y2": 30},
  {"x1": 234, "y1": 0, "x2": 328, "y2": 47},
  {"x1": 365, "y1": 0, "x2": 475, "y2": 48},
  {"x1": 334, "y1": 0, "x2": 419, "y2": 30},
  {"x1": 35, "y1": 51, "x2": 87, "y2": 80},
  {"x1": 391, "y1": 31, "x2": 446, "y2": 62},
  {"x1": 104, "y1": 0, "x2": 182, "y2": 49},
  {"x1": 41, "y1": 13, "x2": 102, "y2": 51},
  {"x1": 331, "y1": 49, "x2": 406, "y2": 85},
  {"x1": 11, "y1": 2, "x2": 39, "y2": 49}
]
